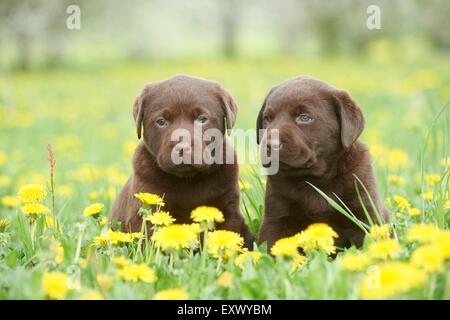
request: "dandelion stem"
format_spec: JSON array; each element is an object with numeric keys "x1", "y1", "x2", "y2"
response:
[
  {"x1": 30, "y1": 221, "x2": 36, "y2": 251},
  {"x1": 47, "y1": 144, "x2": 57, "y2": 235},
  {"x1": 169, "y1": 252, "x2": 174, "y2": 271},
  {"x1": 74, "y1": 225, "x2": 84, "y2": 263},
  {"x1": 216, "y1": 256, "x2": 223, "y2": 273},
  {"x1": 136, "y1": 207, "x2": 151, "y2": 260},
  {"x1": 201, "y1": 229, "x2": 208, "y2": 270}
]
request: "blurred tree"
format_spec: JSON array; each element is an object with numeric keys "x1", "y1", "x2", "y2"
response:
[
  {"x1": 418, "y1": 0, "x2": 450, "y2": 49},
  {"x1": 218, "y1": 0, "x2": 239, "y2": 58},
  {"x1": 302, "y1": 0, "x2": 353, "y2": 56},
  {"x1": 0, "y1": 0, "x2": 75, "y2": 70},
  {"x1": 0, "y1": 0, "x2": 448, "y2": 69},
  {"x1": 0, "y1": 0, "x2": 37, "y2": 70},
  {"x1": 271, "y1": 0, "x2": 306, "y2": 55}
]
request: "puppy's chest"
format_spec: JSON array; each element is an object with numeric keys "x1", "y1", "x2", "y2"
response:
[
  {"x1": 150, "y1": 178, "x2": 229, "y2": 214},
  {"x1": 284, "y1": 181, "x2": 344, "y2": 215}
]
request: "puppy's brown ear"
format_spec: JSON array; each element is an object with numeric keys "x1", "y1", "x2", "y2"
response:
[
  {"x1": 215, "y1": 85, "x2": 237, "y2": 135},
  {"x1": 256, "y1": 86, "x2": 276, "y2": 144},
  {"x1": 133, "y1": 84, "x2": 157, "y2": 139},
  {"x1": 133, "y1": 94, "x2": 145, "y2": 139},
  {"x1": 333, "y1": 90, "x2": 365, "y2": 149}
]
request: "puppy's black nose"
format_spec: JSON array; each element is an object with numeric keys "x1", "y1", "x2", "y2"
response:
[
  {"x1": 266, "y1": 139, "x2": 282, "y2": 153},
  {"x1": 174, "y1": 143, "x2": 192, "y2": 156}
]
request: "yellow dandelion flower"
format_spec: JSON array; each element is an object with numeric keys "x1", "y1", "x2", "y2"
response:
[
  {"x1": 94, "y1": 230, "x2": 129, "y2": 246},
  {"x1": 42, "y1": 272, "x2": 69, "y2": 300},
  {"x1": 188, "y1": 223, "x2": 201, "y2": 234},
  {"x1": 104, "y1": 186, "x2": 116, "y2": 200},
  {"x1": 393, "y1": 195, "x2": 410, "y2": 211},
  {"x1": 18, "y1": 184, "x2": 47, "y2": 203},
  {"x1": 190, "y1": 206, "x2": 224, "y2": 224},
  {"x1": 99, "y1": 216, "x2": 109, "y2": 226},
  {"x1": 70, "y1": 164, "x2": 102, "y2": 183},
  {"x1": 411, "y1": 244, "x2": 446, "y2": 273},
  {"x1": 28, "y1": 173, "x2": 47, "y2": 185},
  {"x1": 388, "y1": 149, "x2": 409, "y2": 169},
  {"x1": 239, "y1": 181, "x2": 254, "y2": 190},
  {"x1": 96, "y1": 274, "x2": 114, "y2": 291},
  {"x1": 51, "y1": 241, "x2": 64, "y2": 264},
  {"x1": 1, "y1": 195, "x2": 19, "y2": 208},
  {"x1": 79, "y1": 290, "x2": 103, "y2": 300},
  {"x1": 387, "y1": 175, "x2": 406, "y2": 187},
  {"x1": 369, "y1": 143, "x2": 387, "y2": 158},
  {"x1": 368, "y1": 239, "x2": 403, "y2": 260},
  {"x1": 270, "y1": 236, "x2": 299, "y2": 257},
  {"x1": 421, "y1": 192, "x2": 433, "y2": 201},
  {"x1": 146, "y1": 211, "x2": 175, "y2": 226},
  {"x1": 340, "y1": 252, "x2": 372, "y2": 272},
  {"x1": 368, "y1": 224, "x2": 390, "y2": 240},
  {"x1": 424, "y1": 174, "x2": 441, "y2": 186},
  {"x1": 99, "y1": 229, "x2": 133, "y2": 245},
  {"x1": 206, "y1": 230, "x2": 244, "y2": 259},
  {"x1": 92, "y1": 236, "x2": 108, "y2": 247},
  {"x1": 380, "y1": 148, "x2": 409, "y2": 171},
  {"x1": 78, "y1": 258, "x2": 88, "y2": 269},
  {"x1": 21, "y1": 203, "x2": 50, "y2": 217},
  {"x1": 0, "y1": 151, "x2": 6, "y2": 166},
  {"x1": 154, "y1": 288, "x2": 189, "y2": 300},
  {"x1": 407, "y1": 207, "x2": 421, "y2": 217},
  {"x1": 360, "y1": 262, "x2": 427, "y2": 299},
  {"x1": 444, "y1": 200, "x2": 450, "y2": 210},
  {"x1": 112, "y1": 256, "x2": 131, "y2": 268},
  {"x1": 440, "y1": 156, "x2": 450, "y2": 167},
  {"x1": 123, "y1": 141, "x2": 138, "y2": 157},
  {"x1": 217, "y1": 271, "x2": 233, "y2": 288},
  {"x1": 130, "y1": 232, "x2": 142, "y2": 240},
  {"x1": 296, "y1": 223, "x2": 338, "y2": 255},
  {"x1": 105, "y1": 165, "x2": 128, "y2": 186},
  {"x1": 83, "y1": 203, "x2": 104, "y2": 217},
  {"x1": 234, "y1": 251, "x2": 262, "y2": 269},
  {"x1": 406, "y1": 223, "x2": 442, "y2": 243},
  {"x1": 434, "y1": 231, "x2": 450, "y2": 258},
  {"x1": 291, "y1": 254, "x2": 307, "y2": 272},
  {"x1": 118, "y1": 263, "x2": 156, "y2": 283},
  {"x1": 0, "y1": 218, "x2": 10, "y2": 231},
  {"x1": 151, "y1": 224, "x2": 199, "y2": 251},
  {"x1": 45, "y1": 216, "x2": 56, "y2": 229},
  {"x1": 88, "y1": 191, "x2": 99, "y2": 201},
  {"x1": 56, "y1": 185, "x2": 73, "y2": 198},
  {"x1": 134, "y1": 192, "x2": 165, "y2": 206},
  {"x1": 0, "y1": 175, "x2": 11, "y2": 187}
]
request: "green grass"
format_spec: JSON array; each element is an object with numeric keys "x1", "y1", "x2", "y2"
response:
[{"x1": 0, "y1": 55, "x2": 449, "y2": 299}]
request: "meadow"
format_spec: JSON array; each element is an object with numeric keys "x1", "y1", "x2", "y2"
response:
[{"x1": 0, "y1": 45, "x2": 449, "y2": 299}]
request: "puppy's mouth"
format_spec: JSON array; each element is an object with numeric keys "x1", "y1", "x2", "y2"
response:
[
  {"x1": 166, "y1": 165, "x2": 199, "y2": 178},
  {"x1": 159, "y1": 161, "x2": 213, "y2": 178},
  {"x1": 281, "y1": 159, "x2": 314, "y2": 170},
  {"x1": 263, "y1": 157, "x2": 317, "y2": 175}
]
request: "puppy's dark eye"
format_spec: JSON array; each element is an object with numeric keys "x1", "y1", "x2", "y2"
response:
[
  {"x1": 263, "y1": 115, "x2": 272, "y2": 124},
  {"x1": 155, "y1": 117, "x2": 167, "y2": 127},
  {"x1": 296, "y1": 113, "x2": 313, "y2": 124},
  {"x1": 195, "y1": 115, "x2": 208, "y2": 124}
]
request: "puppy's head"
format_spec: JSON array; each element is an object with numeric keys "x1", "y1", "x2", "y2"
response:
[
  {"x1": 257, "y1": 76, "x2": 364, "y2": 177},
  {"x1": 133, "y1": 74, "x2": 237, "y2": 177}
]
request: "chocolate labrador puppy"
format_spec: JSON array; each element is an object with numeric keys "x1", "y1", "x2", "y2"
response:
[
  {"x1": 257, "y1": 76, "x2": 388, "y2": 250},
  {"x1": 111, "y1": 74, "x2": 253, "y2": 246}
]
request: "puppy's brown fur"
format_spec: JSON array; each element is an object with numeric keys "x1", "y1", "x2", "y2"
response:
[
  {"x1": 257, "y1": 76, "x2": 388, "y2": 250},
  {"x1": 111, "y1": 75, "x2": 253, "y2": 246}
]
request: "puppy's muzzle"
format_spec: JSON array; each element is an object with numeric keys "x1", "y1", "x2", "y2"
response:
[
  {"x1": 266, "y1": 139, "x2": 282, "y2": 155},
  {"x1": 173, "y1": 142, "x2": 192, "y2": 157}
]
